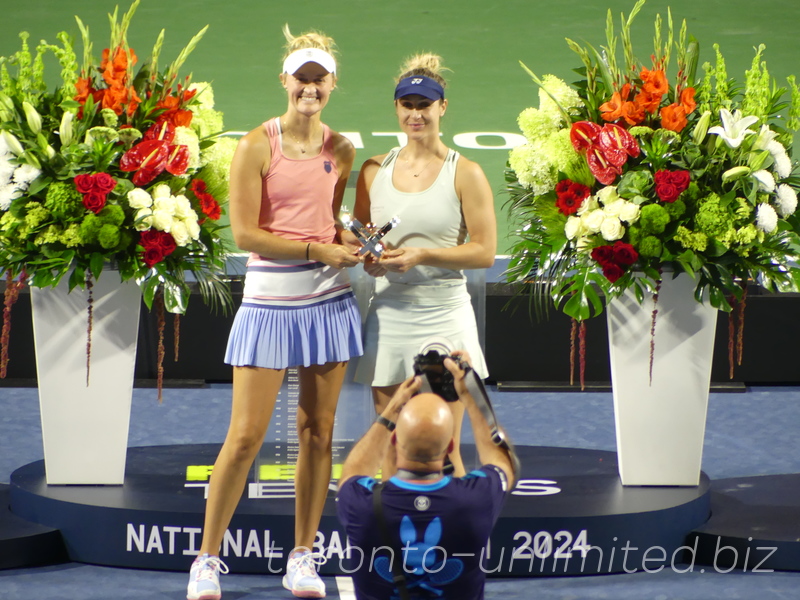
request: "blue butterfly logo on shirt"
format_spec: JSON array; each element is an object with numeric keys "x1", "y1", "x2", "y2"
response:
[
  {"x1": 324, "y1": 160, "x2": 333, "y2": 173},
  {"x1": 374, "y1": 515, "x2": 464, "y2": 598}
]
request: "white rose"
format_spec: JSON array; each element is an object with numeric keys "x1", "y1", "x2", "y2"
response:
[
  {"x1": 619, "y1": 201, "x2": 641, "y2": 224},
  {"x1": 151, "y1": 209, "x2": 174, "y2": 232},
  {"x1": 153, "y1": 196, "x2": 177, "y2": 216},
  {"x1": 603, "y1": 200, "x2": 626, "y2": 218},
  {"x1": 577, "y1": 196, "x2": 599, "y2": 216},
  {"x1": 151, "y1": 183, "x2": 172, "y2": 200},
  {"x1": 581, "y1": 209, "x2": 606, "y2": 233},
  {"x1": 173, "y1": 194, "x2": 194, "y2": 219},
  {"x1": 564, "y1": 215, "x2": 585, "y2": 240},
  {"x1": 170, "y1": 220, "x2": 191, "y2": 246},
  {"x1": 127, "y1": 188, "x2": 153, "y2": 210},
  {"x1": 134, "y1": 208, "x2": 154, "y2": 231},
  {"x1": 600, "y1": 216, "x2": 624, "y2": 241},
  {"x1": 595, "y1": 185, "x2": 620, "y2": 206},
  {"x1": 184, "y1": 217, "x2": 201, "y2": 240}
]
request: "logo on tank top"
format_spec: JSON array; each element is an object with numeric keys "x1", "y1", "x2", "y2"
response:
[
  {"x1": 324, "y1": 160, "x2": 332, "y2": 173},
  {"x1": 414, "y1": 496, "x2": 431, "y2": 511}
]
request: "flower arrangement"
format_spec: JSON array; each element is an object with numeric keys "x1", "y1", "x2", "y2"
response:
[
  {"x1": 0, "y1": 1, "x2": 238, "y2": 394},
  {"x1": 505, "y1": 0, "x2": 800, "y2": 387}
]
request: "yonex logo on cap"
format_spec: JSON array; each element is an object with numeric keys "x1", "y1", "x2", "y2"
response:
[{"x1": 412, "y1": 78, "x2": 423, "y2": 84}]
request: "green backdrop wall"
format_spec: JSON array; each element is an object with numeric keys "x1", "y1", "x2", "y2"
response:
[{"x1": 3, "y1": 0, "x2": 799, "y2": 253}]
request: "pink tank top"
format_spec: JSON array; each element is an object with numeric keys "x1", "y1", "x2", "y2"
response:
[{"x1": 258, "y1": 117, "x2": 339, "y2": 245}]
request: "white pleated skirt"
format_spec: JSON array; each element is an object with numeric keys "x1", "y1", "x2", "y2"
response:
[
  {"x1": 354, "y1": 278, "x2": 488, "y2": 387},
  {"x1": 225, "y1": 258, "x2": 363, "y2": 369}
]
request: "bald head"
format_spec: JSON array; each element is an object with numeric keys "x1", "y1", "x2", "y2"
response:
[{"x1": 394, "y1": 393, "x2": 455, "y2": 466}]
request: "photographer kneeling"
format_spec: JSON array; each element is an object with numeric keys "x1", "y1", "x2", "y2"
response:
[{"x1": 336, "y1": 351, "x2": 517, "y2": 600}]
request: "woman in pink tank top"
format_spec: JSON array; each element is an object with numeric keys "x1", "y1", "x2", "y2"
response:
[{"x1": 188, "y1": 27, "x2": 362, "y2": 600}]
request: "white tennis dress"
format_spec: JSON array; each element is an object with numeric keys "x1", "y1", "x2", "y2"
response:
[{"x1": 354, "y1": 148, "x2": 489, "y2": 386}]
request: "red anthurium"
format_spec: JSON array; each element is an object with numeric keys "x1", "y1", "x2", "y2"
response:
[
  {"x1": 143, "y1": 121, "x2": 176, "y2": 144},
  {"x1": 570, "y1": 121, "x2": 602, "y2": 153},
  {"x1": 165, "y1": 145, "x2": 189, "y2": 176},
  {"x1": 598, "y1": 123, "x2": 640, "y2": 164},
  {"x1": 586, "y1": 147, "x2": 621, "y2": 185},
  {"x1": 120, "y1": 139, "x2": 170, "y2": 186}
]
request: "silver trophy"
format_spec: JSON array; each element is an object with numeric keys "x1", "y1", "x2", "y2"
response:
[{"x1": 348, "y1": 216, "x2": 400, "y2": 258}]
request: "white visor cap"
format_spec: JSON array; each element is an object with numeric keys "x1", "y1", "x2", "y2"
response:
[{"x1": 282, "y1": 48, "x2": 336, "y2": 76}]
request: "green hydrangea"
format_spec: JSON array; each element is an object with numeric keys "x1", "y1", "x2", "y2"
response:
[
  {"x1": 99, "y1": 204, "x2": 125, "y2": 227},
  {"x1": 538, "y1": 74, "x2": 584, "y2": 123},
  {"x1": 198, "y1": 136, "x2": 237, "y2": 201},
  {"x1": 79, "y1": 213, "x2": 102, "y2": 244},
  {"x1": 60, "y1": 223, "x2": 82, "y2": 247},
  {"x1": 34, "y1": 224, "x2": 62, "y2": 246},
  {"x1": 664, "y1": 198, "x2": 686, "y2": 220},
  {"x1": 100, "y1": 108, "x2": 119, "y2": 127},
  {"x1": 509, "y1": 142, "x2": 556, "y2": 195},
  {"x1": 627, "y1": 223, "x2": 643, "y2": 246},
  {"x1": 517, "y1": 107, "x2": 558, "y2": 143},
  {"x1": 97, "y1": 224, "x2": 120, "y2": 249},
  {"x1": 675, "y1": 226, "x2": 708, "y2": 252},
  {"x1": 735, "y1": 224, "x2": 758, "y2": 245},
  {"x1": 639, "y1": 204, "x2": 670, "y2": 234},
  {"x1": 44, "y1": 181, "x2": 83, "y2": 220},
  {"x1": 542, "y1": 129, "x2": 593, "y2": 186},
  {"x1": 695, "y1": 193, "x2": 734, "y2": 238},
  {"x1": 638, "y1": 235, "x2": 663, "y2": 258},
  {"x1": 24, "y1": 202, "x2": 50, "y2": 229},
  {"x1": 734, "y1": 197, "x2": 752, "y2": 223},
  {"x1": 191, "y1": 108, "x2": 224, "y2": 139}
]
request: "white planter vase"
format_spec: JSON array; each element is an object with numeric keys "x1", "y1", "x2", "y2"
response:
[
  {"x1": 606, "y1": 273, "x2": 718, "y2": 486},
  {"x1": 31, "y1": 274, "x2": 141, "y2": 485}
]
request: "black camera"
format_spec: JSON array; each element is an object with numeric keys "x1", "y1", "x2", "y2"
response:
[{"x1": 412, "y1": 338, "x2": 469, "y2": 402}]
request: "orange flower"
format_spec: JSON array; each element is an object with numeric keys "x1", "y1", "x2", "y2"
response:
[
  {"x1": 101, "y1": 47, "x2": 137, "y2": 88},
  {"x1": 679, "y1": 87, "x2": 697, "y2": 115},
  {"x1": 640, "y1": 68, "x2": 668, "y2": 96},
  {"x1": 660, "y1": 103, "x2": 688, "y2": 132},
  {"x1": 634, "y1": 89, "x2": 661, "y2": 114},
  {"x1": 600, "y1": 83, "x2": 632, "y2": 121}
]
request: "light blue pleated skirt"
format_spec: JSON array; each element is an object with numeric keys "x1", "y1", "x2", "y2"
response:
[{"x1": 224, "y1": 258, "x2": 363, "y2": 369}]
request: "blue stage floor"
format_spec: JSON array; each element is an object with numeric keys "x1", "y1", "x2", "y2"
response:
[{"x1": 2, "y1": 383, "x2": 800, "y2": 599}]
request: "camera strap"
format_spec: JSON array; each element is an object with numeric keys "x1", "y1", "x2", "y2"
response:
[
  {"x1": 372, "y1": 482, "x2": 412, "y2": 600},
  {"x1": 461, "y1": 368, "x2": 521, "y2": 478}
]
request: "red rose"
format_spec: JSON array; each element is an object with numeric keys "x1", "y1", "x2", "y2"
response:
[
  {"x1": 93, "y1": 172, "x2": 117, "y2": 194},
  {"x1": 158, "y1": 231, "x2": 177, "y2": 255},
  {"x1": 654, "y1": 170, "x2": 690, "y2": 202},
  {"x1": 612, "y1": 241, "x2": 638, "y2": 266},
  {"x1": 591, "y1": 245, "x2": 614, "y2": 266},
  {"x1": 139, "y1": 229, "x2": 162, "y2": 248},
  {"x1": 82, "y1": 190, "x2": 107, "y2": 214},
  {"x1": 602, "y1": 263, "x2": 625, "y2": 283},
  {"x1": 142, "y1": 246, "x2": 164, "y2": 267},
  {"x1": 74, "y1": 174, "x2": 95, "y2": 194},
  {"x1": 655, "y1": 182, "x2": 679, "y2": 202}
]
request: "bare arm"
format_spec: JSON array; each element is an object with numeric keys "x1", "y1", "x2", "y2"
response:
[
  {"x1": 227, "y1": 127, "x2": 360, "y2": 269},
  {"x1": 445, "y1": 354, "x2": 516, "y2": 487},
  {"x1": 338, "y1": 376, "x2": 422, "y2": 485},
  {"x1": 378, "y1": 156, "x2": 497, "y2": 273}
]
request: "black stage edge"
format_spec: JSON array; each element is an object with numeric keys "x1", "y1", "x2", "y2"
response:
[
  {"x1": 0, "y1": 483, "x2": 67, "y2": 569},
  {"x1": 688, "y1": 474, "x2": 800, "y2": 573},
  {"x1": 496, "y1": 381, "x2": 748, "y2": 393},
  {"x1": 10, "y1": 444, "x2": 711, "y2": 576}
]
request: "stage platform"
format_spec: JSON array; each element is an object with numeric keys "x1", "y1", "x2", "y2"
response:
[{"x1": 6, "y1": 443, "x2": 719, "y2": 576}]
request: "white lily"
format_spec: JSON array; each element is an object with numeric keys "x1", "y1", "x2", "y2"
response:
[{"x1": 708, "y1": 109, "x2": 759, "y2": 149}]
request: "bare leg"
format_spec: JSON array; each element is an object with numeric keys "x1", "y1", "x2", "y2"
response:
[
  {"x1": 372, "y1": 385, "x2": 399, "y2": 480},
  {"x1": 199, "y1": 366, "x2": 284, "y2": 556},
  {"x1": 293, "y1": 361, "x2": 349, "y2": 549}
]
